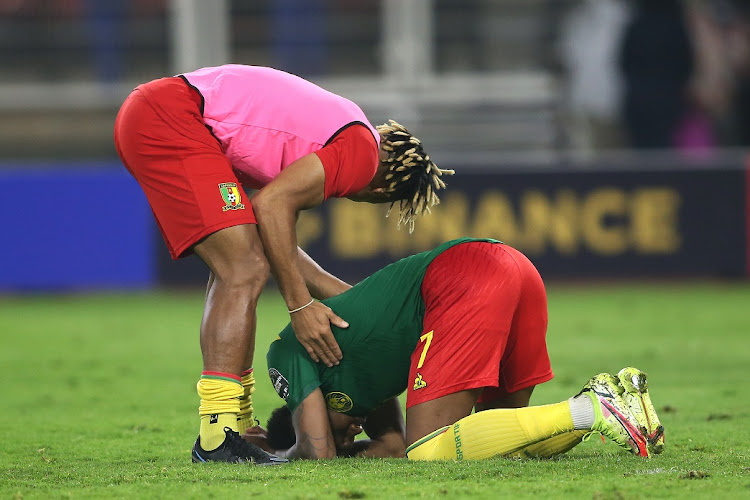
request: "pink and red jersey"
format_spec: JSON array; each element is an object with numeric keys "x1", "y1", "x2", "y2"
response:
[
  {"x1": 116, "y1": 65, "x2": 381, "y2": 259},
  {"x1": 181, "y1": 64, "x2": 380, "y2": 190}
]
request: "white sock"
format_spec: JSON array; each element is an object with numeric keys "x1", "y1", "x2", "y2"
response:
[{"x1": 569, "y1": 395, "x2": 595, "y2": 430}]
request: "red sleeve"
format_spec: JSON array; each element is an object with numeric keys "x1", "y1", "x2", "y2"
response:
[{"x1": 314, "y1": 124, "x2": 379, "y2": 200}]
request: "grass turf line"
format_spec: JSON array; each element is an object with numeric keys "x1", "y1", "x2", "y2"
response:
[{"x1": 1, "y1": 284, "x2": 749, "y2": 498}]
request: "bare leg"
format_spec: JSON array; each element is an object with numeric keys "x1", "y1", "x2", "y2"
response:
[
  {"x1": 193, "y1": 224, "x2": 269, "y2": 375},
  {"x1": 203, "y1": 272, "x2": 257, "y2": 373},
  {"x1": 405, "y1": 388, "x2": 483, "y2": 446},
  {"x1": 475, "y1": 386, "x2": 535, "y2": 411}
]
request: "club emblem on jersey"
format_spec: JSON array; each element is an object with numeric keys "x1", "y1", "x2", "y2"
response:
[
  {"x1": 325, "y1": 391, "x2": 353, "y2": 413},
  {"x1": 219, "y1": 182, "x2": 245, "y2": 211},
  {"x1": 268, "y1": 368, "x2": 289, "y2": 400},
  {"x1": 413, "y1": 373, "x2": 427, "y2": 391}
]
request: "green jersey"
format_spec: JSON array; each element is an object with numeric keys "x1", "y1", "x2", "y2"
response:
[{"x1": 266, "y1": 238, "x2": 500, "y2": 416}]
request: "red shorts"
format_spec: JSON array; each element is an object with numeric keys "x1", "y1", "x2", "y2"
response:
[
  {"x1": 113, "y1": 77, "x2": 255, "y2": 259},
  {"x1": 405, "y1": 242, "x2": 553, "y2": 409}
]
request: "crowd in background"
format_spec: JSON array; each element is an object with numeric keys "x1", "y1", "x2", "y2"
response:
[
  {"x1": 559, "y1": 0, "x2": 750, "y2": 152},
  {"x1": 2, "y1": 0, "x2": 750, "y2": 154}
]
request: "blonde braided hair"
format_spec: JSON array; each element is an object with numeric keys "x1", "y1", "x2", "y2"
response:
[{"x1": 377, "y1": 120, "x2": 455, "y2": 233}]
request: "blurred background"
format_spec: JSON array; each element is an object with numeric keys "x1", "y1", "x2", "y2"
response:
[{"x1": 1, "y1": 0, "x2": 749, "y2": 291}]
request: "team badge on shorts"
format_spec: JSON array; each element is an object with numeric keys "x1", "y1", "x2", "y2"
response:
[
  {"x1": 325, "y1": 391, "x2": 353, "y2": 413},
  {"x1": 219, "y1": 182, "x2": 245, "y2": 211}
]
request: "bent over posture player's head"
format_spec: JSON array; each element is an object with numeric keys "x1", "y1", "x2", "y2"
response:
[
  {"x1": 351, "y1": 120, "x2": 453, "y2": 233},
  {"x1": 245, "y1": 239, "x2": 665, "y2": 461}
]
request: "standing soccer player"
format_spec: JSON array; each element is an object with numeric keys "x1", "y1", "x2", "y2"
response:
[{"x1": 113, "y1": 64, "x2": 452, "y2": 464}]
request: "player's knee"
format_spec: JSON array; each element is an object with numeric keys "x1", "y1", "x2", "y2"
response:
[
  {"x1": 194, "y1": 225, "x2": 269, "y2": 287},
  {"x1": 213, "y1": 252, "x2": 270, "y2": 296}
]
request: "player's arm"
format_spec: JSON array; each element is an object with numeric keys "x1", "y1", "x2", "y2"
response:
[
  {"x1": 297, "y1": 246, "x2": 351, "y2": 300},
  {"x1": 252, "y1": 154, "x2": 347, "y2": 367},
  {"x1": 274, "y1": 388, "x2": 337, "y2": 460},
  {"x1": 346, "y1": 397, "x2": 407, "y2": 458}
]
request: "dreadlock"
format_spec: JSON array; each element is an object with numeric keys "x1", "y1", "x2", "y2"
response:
[{"x1": 377, "y1": 119, "x2": 454, "y2": 233}]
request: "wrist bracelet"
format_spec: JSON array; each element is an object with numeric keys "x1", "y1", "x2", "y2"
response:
[{"x1": 288, "y1": 298, "x2": 315, "y2": 314}]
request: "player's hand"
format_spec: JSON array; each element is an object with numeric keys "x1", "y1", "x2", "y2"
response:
[
  {"x1": 290, "y1": 301, "x2": 348, "y2": 367},
  {"x1": 242, "y1": 426, "x2": 274, "y2": 452},
  {"x1": 242, "y1": 425, "x2": 268, "y2": 438}
]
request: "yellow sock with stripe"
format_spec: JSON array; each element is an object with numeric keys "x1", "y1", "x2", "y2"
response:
[
  {"x1": 506, "y1": 395, "x2": 593, "y2": 459},
  {"x1": 237, "y1": 368, "x2": 257, "y2": 433},
  {"x1": 197, "y1": 371, "x2": 243, "y2": 451},
  {"x1": 406, "y1": 401, "x2": 576, "y2": 460}
]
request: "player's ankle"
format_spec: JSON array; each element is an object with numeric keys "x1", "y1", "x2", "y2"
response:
[
  {"x1": 568, "y1": 395, "x2": 595, "y2": 430},
  {"x1": 200, "y1": 413, "x2": 239, "y2": 450}
]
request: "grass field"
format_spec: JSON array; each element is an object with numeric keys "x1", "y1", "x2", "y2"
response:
[{"x1": 2, "y1": 283, "x2": 750, "y2": 499}]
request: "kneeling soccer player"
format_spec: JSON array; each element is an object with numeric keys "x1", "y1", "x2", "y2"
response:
[{"x1": 249, "y1": 238, "x2": 665, "y2": 460}]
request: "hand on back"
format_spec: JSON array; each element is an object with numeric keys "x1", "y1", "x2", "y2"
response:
[{"x1": 290, "y1": 301, "x2": 348, "y2": 367}]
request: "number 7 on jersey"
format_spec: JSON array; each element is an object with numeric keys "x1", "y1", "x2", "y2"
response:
[{"x1": 416, "y1": 330, "x2": 434, "y2": 369}]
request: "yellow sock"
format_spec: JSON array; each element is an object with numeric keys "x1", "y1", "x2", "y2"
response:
[
  {"x1": 197, "y1": 372, "x2": 243, "y2": 451},
  {"x1": 406, "y1": 401, "x2": 575, "y2": 461},
  {"x1": 237, "y1": 368, "x2": 257, "y2": 433},
  {"x1": 506, "y1": 430, "x2": 587, "y2": 459}
]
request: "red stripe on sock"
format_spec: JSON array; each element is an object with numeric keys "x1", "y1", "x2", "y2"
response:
[
  {"x1": 241, "y1": 368, "x2": 254, "y2": 376},
  {"x1": 202, "y1": 371, "x2": 241, "y2": 382}
]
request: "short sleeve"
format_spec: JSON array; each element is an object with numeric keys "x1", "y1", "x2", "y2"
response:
[
  {"x1": 314, "y1": 123, "x2": 379, "y2": 200},
  {"x1": 266, "y1": 324, "x2": 323, "y2": 414}
]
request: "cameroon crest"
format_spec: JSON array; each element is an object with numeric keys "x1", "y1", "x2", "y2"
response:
[
  {"x1": 325, "y1": 391, "x2": 353, "y2": 413},
  {"x1": 219, "y1": 182, "x2": 245, "y2": 211}
]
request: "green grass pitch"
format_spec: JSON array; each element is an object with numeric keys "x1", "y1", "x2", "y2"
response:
[{"x1": 2, "y1": 283, "x2": 750, "y2": 499}]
